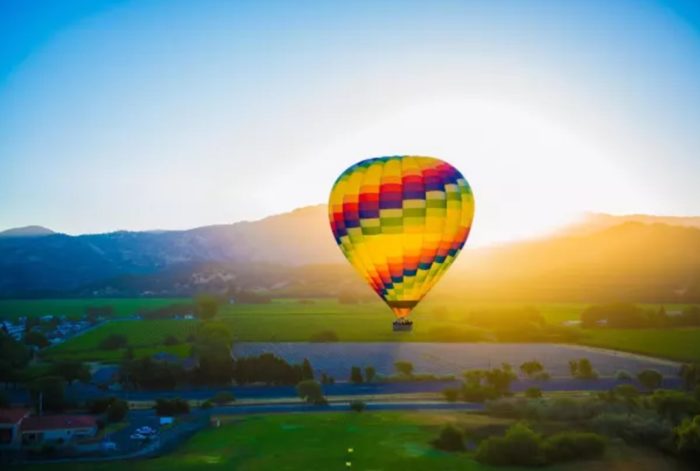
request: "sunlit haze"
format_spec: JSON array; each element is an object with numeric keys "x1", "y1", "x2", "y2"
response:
[{"x1": 2, "y1": 0, "x2": 699, "y2": 246}]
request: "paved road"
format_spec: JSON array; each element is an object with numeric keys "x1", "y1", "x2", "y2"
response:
[{"x1": 4, "y1": 375, "x2": 683, "y2": 405}]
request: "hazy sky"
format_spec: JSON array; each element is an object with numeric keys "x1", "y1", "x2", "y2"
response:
[{"x1": 1, "y1": 0, "x2": 700, "y2": 245}]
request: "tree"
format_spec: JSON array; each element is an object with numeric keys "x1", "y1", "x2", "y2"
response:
[
  {"x1": 296, "y1": 380, "x2": 326, "y2": 405},
  {"x1": 349, "y1": 400, "x2": 366, "y2": 412},
  {"x1": 191, "y1": 323, "x2": 234, "y2": 385},
  {"x1": 364, "y1": 366, "x2": 376, "y2": 383},
  {"x1": 0, "y1": 332, "x2": 31, "y2": 386},
  {"x1": 394, "y1": 361, "x2": 414, "y2": 377},
  {"x1": 638, "y1": 369, "x2": 663, "y2": 391},
  {"x1": 154, "y1": 398, "x2": 190, "y2": 416},
  {"x1": 30, "y1": 376, "x2": 66, "y2": 412},
  {"x1": 519, "y1": 360, "x2": 544, "y2": 378},
  {"x1": 195, "y1": 294, "x2": 220, "y2": 321},
  {"x1": 24, "y1": 331, "x2": 49, "y2": 349},
  {"x1": 301, "y1": 358, "x2": 314, "y2": 381},
  {"x1": 484, "y1": 366, "x2": 516, "y2": 395},
  {"x1": 651, "y1": 390, "x2": 700, "y2": 423},
  {"x1": 350, "y1": 366, "x2": 363, "y2": 384},
  {"x1": 679, "y1": 363, "x2": 700, "y2": 390},
  {"x1": 525, "y1": 387, "x2": 542, "y2": 399},
  {"x1": 51, "y1": 361, "x2": 90, "y2": 385},
  {"x1": 675, "y1": 415, "x2": 700, "y2": 457},
  {"x1": 443, "y1": 388, "x2": 460, "y2": 402},
  {"x1": 106, "y1": 399, "x2": 129, "y2": 423},
  {"x1": 569, "y1": 358, "x2": 598, "y2": 379},
  {"x1": 432, "y1": 425, "x2": 465, "y2": 451},
  {"x1": 100, "y1": 334, "x2": 127, "y2": 350}
]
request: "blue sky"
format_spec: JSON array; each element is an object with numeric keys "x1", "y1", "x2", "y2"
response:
[{"x1": 1, "y1": 0, "x2": 700, "y2": 244}]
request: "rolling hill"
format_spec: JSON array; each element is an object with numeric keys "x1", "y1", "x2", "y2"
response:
[{"x1": 1, "y1": 207, "x2": 699, "y2": 302}]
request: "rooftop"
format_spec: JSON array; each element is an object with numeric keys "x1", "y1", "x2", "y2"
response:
[
  {"x1": 21, "y1": 415, "x2": 97, "y2": 432},
  {"x1": 0, "y1": 408, "x2": 31, "y2": 425}
]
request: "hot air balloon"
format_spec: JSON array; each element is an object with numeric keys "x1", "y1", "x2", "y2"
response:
[{"x1": 328, "y1": 156, "x2": 474, "y2": 331}]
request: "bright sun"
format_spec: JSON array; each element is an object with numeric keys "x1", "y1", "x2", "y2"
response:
[{"x1": 316, "y1": 97, "x2": 641, "y2": 246}]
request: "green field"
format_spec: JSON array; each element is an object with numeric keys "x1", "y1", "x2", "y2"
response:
[
  {"x1": 4, "y1": 298, "x2": 694, "y2": 362},
  {"x1": 578, "y1": 328, "x2": 700, "y2": 362},
  {"x1": 45, "y1": 320, "x2": 197, "y2": 362},
  {"x1": 0, "y1": 298, "x2": 185, "y2": 320},
  {"x1": 15, "y1": 412, "x2": 688, "y2": 471}
]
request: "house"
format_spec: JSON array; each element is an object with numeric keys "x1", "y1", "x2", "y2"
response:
[
  {"x1": 0, "y1": 409, "x2": 31, "y2": 449},
  {"x1": 21, "y1": 415, "x2": 98, "y2": 447}
]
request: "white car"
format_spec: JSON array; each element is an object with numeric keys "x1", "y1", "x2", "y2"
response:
[
  {"x1": 137, "y1": 426, "x2": 156, "y2": 435},
  {"x1": 130, "y1": 433, "x2": 146, "y2": 440}
]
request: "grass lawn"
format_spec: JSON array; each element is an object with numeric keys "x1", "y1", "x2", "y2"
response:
[{"x1": 15, "y1": 412, "x2": 690, "y2": 471}]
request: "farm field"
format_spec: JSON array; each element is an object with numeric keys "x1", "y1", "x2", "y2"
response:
[
  {"x1": 578, "y1": 328, "x2": 700, "y2": 363},
  {"x1": 0, "y1": 298, "x2": 186, "y2": 319},
  {"x1": 45, "y1": 320, "x2": 197, "y2": 362},
  {"x1": 14, "y1": 412, "x2": 691, "y2": 471},
  {"x1": 233, "y1": 342, "x2": 681, "y2": 378},
  {"x1": 33, "y1": 298, "x2": 700, "y2": 362}
]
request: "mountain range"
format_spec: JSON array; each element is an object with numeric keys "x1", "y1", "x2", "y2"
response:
[{"x1": 1, "y1": 206, "x2": 699, "y2": 302}]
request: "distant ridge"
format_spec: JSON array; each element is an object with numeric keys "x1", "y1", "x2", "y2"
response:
[
  {"x1": 0, "y1": 225, "x2": 55, "y2": 238},
  {"x1": 559, "y1": 213, "x2": 700, "y2": 236},
  {"x1": 1, "y1": 207, "x2": 699, "y2": 301}
]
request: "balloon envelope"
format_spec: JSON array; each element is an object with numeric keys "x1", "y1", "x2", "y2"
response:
[{"x1": 329, "y1": 156, "x2": 474, "y2": 319}]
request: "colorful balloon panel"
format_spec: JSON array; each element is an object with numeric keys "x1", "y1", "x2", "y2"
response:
[{"x1": 329, "y1": 156, "x2": 474, "y2": 319}]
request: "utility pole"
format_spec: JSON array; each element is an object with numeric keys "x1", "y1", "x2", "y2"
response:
[{"x1": 38, "y1": 391, "x2": 43, "y2": 416}]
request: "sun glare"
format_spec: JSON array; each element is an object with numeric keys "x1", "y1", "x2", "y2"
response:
[{"x1": 317, "y1": 97, "x2": 641, "y2": 246}]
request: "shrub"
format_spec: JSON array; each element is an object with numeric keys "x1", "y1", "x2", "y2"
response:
[
  {"x1": 309, "y1": 330, "x2": 339, "y2": 342},
  {"x1": 163, "y1": 335, "x2": 179, "y2": 346},
  {"x1": 99, "y1": 334, "x2": 128, "y2": 350},
  {"x1": 349, "y1": 400, "x2": 366, "y2": 412},
  {"x1": 569, "y1": 358, "x2": 598, "y2": 379},
  {"x1": 591, "y1": 412, "x2": 672, "y2": 446},
  {"x1": 675, "y1": 415, "x2": 700, "y2": 457},
  {"x1": 520, "y1": 360, "x2": 544, "y2": 378},
  {"x1": 432, "y1": 425, "x2": 465, "y2": 452},
  {"x1": 616, "y1": 370, "x2": 633, "y2": 381},
  {"x1": 394, "y1": 361, "x2": 414, "y2": 377},
  {"x1": 462, "y1": 384, "x2": 500, "y2": 403},
  {"x1": 155, "y1": 398, "x2": 190, "y2": 416},
  {"x1": 211, "y1": 391, "x2": 235, "y2": 405},
  {"x1": 443, "y1": 388, "x2": 460, "y2": 402},
  {"x1": 543, "y1": 431, "x2": 606, "y2": 462},
  {"x1": 475, "y1": 422, "x2": 545, "y2": 466},
  {"x1": 297, "y1": 380, "x2": 327, "y2": 405},
  {"x1": 650, "y1": 390, "x2": 700, "y2": 423},
  {"x1": 638, "y1": 369, "x2": 663, "y2": 391},
  {"x1": 525, "y1": 387, "x2": 543, "y2": 399},
  {"x1": 200, "y1": 400, "x2": 213, "y2": 409}
]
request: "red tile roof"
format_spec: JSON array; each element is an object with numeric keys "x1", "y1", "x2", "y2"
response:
[
  {"x1": 0, "y1": 408, "x2": 30, "y2": 424},
  {"x1": 21, "y1": 415, "x2": 97, "y2": 432}
]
